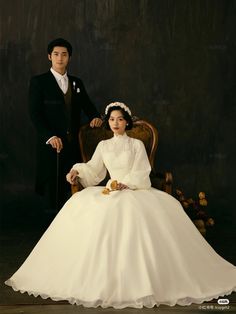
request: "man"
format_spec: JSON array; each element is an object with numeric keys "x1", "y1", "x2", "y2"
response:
[{"x1": 29, "y1": 38, "x2": 102, "y2": 212}]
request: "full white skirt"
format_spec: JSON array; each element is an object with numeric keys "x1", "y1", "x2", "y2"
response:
[{"x1": 5, "y1": 187, "x2": 236, "y2": 308}]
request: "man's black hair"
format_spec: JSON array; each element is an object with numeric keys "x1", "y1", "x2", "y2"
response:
[{"x1": 47, "y1": 38, "x2": 73, "y2": 57}]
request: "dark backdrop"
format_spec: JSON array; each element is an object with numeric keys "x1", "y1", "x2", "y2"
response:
[{"x1": 0, "y1": 0, "x2": 236, "y2": 232}]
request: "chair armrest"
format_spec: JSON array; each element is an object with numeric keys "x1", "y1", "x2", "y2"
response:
[{"x1": 71, "y1": 180, "x2": 84, "y2": 195}]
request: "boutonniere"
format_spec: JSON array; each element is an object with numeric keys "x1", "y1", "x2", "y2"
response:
[{"x1": 72, "y1": 81, "x2": 80, "y2": 93}]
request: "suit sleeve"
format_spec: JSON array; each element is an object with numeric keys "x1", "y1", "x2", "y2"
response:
[
  {"x1": 77, "y1": 79, "x2": 101, "y2": 120},
  {"x1": 29, "y1": 77, "x2": 54, "y2": 142}
]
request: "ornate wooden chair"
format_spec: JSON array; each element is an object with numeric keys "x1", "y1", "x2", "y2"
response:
[{"x1": 71, "y1": 119, "x2": 173, "y2": 194}]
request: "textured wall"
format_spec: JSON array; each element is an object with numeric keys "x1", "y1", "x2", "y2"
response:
[{"x1": 1, "y1": 0, "x2": 236, "y2": 215}]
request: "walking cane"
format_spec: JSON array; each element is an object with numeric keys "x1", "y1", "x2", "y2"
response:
[{"x1": 56, "y1": 152, "x2": 60, "y2": 212}]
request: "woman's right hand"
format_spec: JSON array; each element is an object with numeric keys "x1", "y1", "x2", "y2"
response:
[{"x1": 66, "y1": 169, "x2": 79, "y2": 185}]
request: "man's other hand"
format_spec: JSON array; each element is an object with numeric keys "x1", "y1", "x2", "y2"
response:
[
  {"x1": 49, "y1": 136, "x2": 63, "y2": 153},
  {"x1": 90, "y1": 118, "x2": 103, "y2": 128}
]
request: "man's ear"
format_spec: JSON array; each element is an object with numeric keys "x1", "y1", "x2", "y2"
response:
[{"x1": 48, "y1": 54, "x2": 52, "y2": 61}]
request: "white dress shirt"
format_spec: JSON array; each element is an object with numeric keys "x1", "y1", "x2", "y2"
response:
[{"x1": 50, "y1": 67, "x2": 69, "y2": 94}]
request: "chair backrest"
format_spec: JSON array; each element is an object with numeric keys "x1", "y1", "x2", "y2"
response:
[{"x1": 79, "y1": 119, "x2": 158, "y2": 169}]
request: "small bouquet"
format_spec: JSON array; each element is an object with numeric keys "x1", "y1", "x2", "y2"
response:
[
  {"x1": 102, "y1": 180, "x2": 119, "y2": 195},
  {"x1": 175, "y1": 189, "x2": 214, "y2": 236}
]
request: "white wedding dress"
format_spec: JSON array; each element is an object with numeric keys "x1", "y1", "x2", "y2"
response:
[{"x1": 5, "y1": 133, "x2": 236, "y2": 308}]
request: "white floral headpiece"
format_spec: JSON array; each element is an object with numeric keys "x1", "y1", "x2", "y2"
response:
[{"x1": 105, "y1": 102, "x2": 132, "y2": 117}]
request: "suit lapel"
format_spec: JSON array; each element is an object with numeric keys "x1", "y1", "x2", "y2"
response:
[
  {"x1": 47, "y1": 71, "x2": 65, "y2": 100},
  {"x1": 68, "y1": 75, "x2": 77, "y2": 104}
]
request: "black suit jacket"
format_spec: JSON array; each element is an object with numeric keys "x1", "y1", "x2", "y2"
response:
[
  {"x1": 29, "y1": 70, "x2": 99, "y2": 143},
  {"x1": 29, "y1": 70, "x2": 100, "y2": 193}
]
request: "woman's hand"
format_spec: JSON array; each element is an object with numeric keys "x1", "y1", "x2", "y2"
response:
[
  {"x1": 117, "y1": 182, "x2": 128, "y2": 190},
  {"x1": 66, "y1": 170, "x2": 79, "y2": 185}
]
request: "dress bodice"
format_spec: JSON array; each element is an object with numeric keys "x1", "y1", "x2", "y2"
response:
[{"x1": 102, "y1": 134, "x2": 137, "y2": 181}]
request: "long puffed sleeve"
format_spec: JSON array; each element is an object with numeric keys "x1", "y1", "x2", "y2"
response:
[
  {"x1": 121, "y1": 139, "x2": 151, "y2": 190},
  {"x1": 71, "y1": 141, "x2": 107, "y2": 187}
]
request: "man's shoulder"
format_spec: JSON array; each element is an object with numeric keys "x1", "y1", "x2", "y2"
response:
[
  {"x1": 29, "y1": 72, "x2": 58, "y2": 90},
  {"x1": 30, "y1": 71, "x2": 52, "y2": 82}
]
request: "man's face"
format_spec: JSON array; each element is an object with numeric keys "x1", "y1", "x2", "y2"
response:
[{"x1": 48, "y1": 46, "x2": 70, "y2": 74}]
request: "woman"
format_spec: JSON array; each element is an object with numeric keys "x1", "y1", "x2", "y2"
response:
[{"x1": 5, "y1": 102, "x2": 236, "y2": 308}]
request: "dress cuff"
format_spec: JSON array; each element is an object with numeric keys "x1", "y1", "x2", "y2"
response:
[{"x1": 46, "y1": 136, "x2": 57, "y2": 144}]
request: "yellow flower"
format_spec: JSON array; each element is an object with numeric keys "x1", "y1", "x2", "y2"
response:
[
  {"x1": 187, "y1": 198, "x2": 194, "y2": 204},
  {"x1": 176, "y1": 189, "x2": 183, "y2": 196},
  {"x1": 102, "y1": 188, "x2": 110, "y2": 195},
  {"x1": 193, "y1": 219, "x2": 206, "y2": 236},
  {"x1": 199, "y1": 199, "x2": 208, "y2": 206},
  {"x1": 182, "y1": 201, "x2": 189, "y2": 209},
  {"x1": 199, "y1": 192, "x2": 206, "y2": 200},
  {"x1": 206, "y1": 218, "x2": 214, "y2": 226},
  {"x1": 110, "y1": 180, "x2": 118, "y2": 190}
]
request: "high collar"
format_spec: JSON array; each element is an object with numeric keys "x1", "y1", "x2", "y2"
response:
[
  {"x1": 112, "y1": 132, "x2": 128, "y2": 140},
  {"x1": 50, "y1": 67, "x2": 68, "y2": 80}
]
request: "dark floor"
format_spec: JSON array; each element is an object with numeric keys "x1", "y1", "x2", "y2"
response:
[
  {"x1": 0, "y1": 303, "x2": 235, "y2": 314},
  {"x1": 0, "y1": 191, "x2": 236, "y2": 314}
]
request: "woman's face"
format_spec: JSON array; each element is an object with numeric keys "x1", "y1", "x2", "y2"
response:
[{"x1": 108, "y1": 110, "x2": 127, "y2": 135}]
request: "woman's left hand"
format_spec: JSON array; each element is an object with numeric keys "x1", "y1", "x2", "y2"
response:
[
  {"x1": 66, "y1": 170, "x2": 79, "y2": 185},
  {"x1": 117, "y1": 183, "x2": 128, "y2": 190}
]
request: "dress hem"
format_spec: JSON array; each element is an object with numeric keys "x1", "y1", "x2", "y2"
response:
[{"x1": 5, "y1": 279, "x2": 236, "y2": 309}]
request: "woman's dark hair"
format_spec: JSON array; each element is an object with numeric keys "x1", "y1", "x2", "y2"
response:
[
  {"x1": 104, "y1": 106, "x2": 133, "y2": 130},
  {"x1": 47, "y1": 38, "x2": 73, "y2": 57}
]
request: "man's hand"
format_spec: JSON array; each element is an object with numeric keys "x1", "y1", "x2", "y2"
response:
[
  {"x1": 66, "y1": 169, "x2": 79, "y2": 185},
  {"x1": 49, "y1": 136, "x2": 63, "y2": 153},
  {"x1": 90, "y1": 117, "x2": 103, "y2": 128}
]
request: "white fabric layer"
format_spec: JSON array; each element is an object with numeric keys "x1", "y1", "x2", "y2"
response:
[{"x1": 5, "y1": 134, "x2": 236, "y2": 308}]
